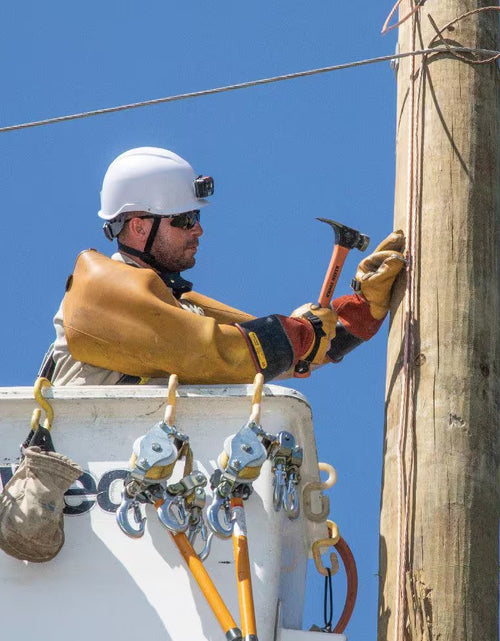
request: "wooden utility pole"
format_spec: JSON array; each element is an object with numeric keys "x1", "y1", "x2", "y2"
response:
[{"x1": 379, "y1": 2, "x2": 500, "y2": 640}]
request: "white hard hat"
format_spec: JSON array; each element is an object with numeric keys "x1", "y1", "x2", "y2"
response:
[{"x1": 98, "y1": 147, "x2": 212, "y2": 222}]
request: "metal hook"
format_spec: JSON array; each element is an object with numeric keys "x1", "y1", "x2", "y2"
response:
[
  {"x1": 189, "y1": 520, "x2": 214, "y2": 561},
  {"x1": 273, "y1": 463, "x2": 286, "y2": 512},
  {"x1": 116, "y1": 490, "x2": 146, "y2": 538},
  {"x1": 207, "y1": 494, "x2": 233, "y2": 539},
  {"x1": 311, "y1": 520, "x2": 340, "y2": 577},
  {"x1": 32, "y1": 377, "x2": 54, "y2": 431},
  {"x1": 198, "y1": 527, "x2": 214, "y2": 562},
  {"x1": 283, "y1": 474, "x2": 300, "y2": 520},
  {"x1": 156, "y1": 492, "x2": 190, "y2": 533}
]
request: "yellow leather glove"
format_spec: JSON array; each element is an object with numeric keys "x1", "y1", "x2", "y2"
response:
[
  {"x1": 353, "y1": 230, "x2": 406, "y2": 319},
  {"x1": 290, "y1": 303, "x2": 338, "y2": 367}
]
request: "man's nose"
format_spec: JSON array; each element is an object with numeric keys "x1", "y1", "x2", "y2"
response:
[{"x1": 192, "y1": 221, "x2": 203, "y2": 237}]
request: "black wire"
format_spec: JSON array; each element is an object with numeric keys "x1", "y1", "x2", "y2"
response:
[{"x1": 323, "y1": 567, "x2": 333, "y2": 632}]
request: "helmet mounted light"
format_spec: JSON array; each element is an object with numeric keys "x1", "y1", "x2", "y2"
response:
[{"x1": 194, "y1": 175, "x2": 214, "y2": 199}]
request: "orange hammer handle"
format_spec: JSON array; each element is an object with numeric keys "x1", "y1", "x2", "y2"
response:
[
  {"x1": 231, "y1": 497, "x2": 258, "y2": 639},
  {"x1": 171, "y1": 531, "x2": 241, "y2": 638},
  {"x1": 318, "y1": 245, "x2": 350, "y2": 308}
]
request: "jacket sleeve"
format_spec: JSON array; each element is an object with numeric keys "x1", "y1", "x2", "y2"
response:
[
  {"x1": 180, "y1": 291, "x2": 256, "y2": 324},
  {"x1": 62, "y1": 250, "x2": 314, "y2": 384}
]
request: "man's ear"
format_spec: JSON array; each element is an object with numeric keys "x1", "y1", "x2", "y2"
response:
[{"x1": 127, "y1": 216, "x2": 149, "y2": 239}]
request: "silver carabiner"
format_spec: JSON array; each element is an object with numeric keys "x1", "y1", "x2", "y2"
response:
[
  {"x1": 207, "y1": 493, "x2": 233, "y2": 539},
  {"x1": 156, "y1": 492, "x2": 190, "y2": 533},
  {"x1": 283, "y1": 474, "x2": 300, "y2": 520},
  {"x1": 116, "y1": 489, "x2": 146, "y2": 538},
  {"x1": 189, "y1": 519, "x2": 214, "y2": 561},
  {"x1": 273, "y1": 462, "x2": 286, "y2": 512}
]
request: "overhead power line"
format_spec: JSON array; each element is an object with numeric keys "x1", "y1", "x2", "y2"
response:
[{"x1": 1, "y1": 46, "x2": 498, "y2": 134}]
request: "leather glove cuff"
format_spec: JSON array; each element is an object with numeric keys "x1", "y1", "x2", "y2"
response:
[
  {"x1": 332, "y1": 293, "x2": 384, "y2": 340},
  {"x1": 324, "y1": 293, "x2": 384, "y2": 363},
  {"x1": 237, "y1": 315, "x2": 314, "y2": 382}
]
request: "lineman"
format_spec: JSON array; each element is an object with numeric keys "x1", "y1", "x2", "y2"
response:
[{"x1": 43, "y1": 147, "x2": 405, "y2": 386}]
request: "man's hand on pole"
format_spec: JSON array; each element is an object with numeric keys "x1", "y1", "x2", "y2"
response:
[
  {"x1": 353, "y1": 229, "x2": 406, "y2": 320},
  {"x1": 323, "y1": 229, "x2": 406, "y2": 364}
]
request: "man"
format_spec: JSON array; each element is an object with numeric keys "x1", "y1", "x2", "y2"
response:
[{"x1": 44, "y1": 146, "x2": 405, "y2": 386}]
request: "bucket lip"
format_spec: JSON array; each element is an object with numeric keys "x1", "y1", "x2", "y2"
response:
[
  {"x1": 0, "y1": 384, "x2": 311, "y2": 415},
  {"x1": 0, "y1": 383, "x2": 308, "y2": 404}
]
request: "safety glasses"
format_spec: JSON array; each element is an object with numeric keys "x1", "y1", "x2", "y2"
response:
[
  {"x1": 130, "y1": 210, "x2": 201, "y2": 231},
  {"x1": 167, "y1": 210, "x2": 201, "y2": 230}
]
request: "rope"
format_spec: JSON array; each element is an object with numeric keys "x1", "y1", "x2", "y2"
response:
[
  {"x1": 394, "y1": 4, "x2": 419, "y2": 637},
  {"x1": 394, "y1": 1, "x2": 429, "y2": 637},
  {"x1": 382, "y1": 0, "x2": 427, "y2": 35},
  {"x1": 1, "y1": 45, "x2": 499, "y2": 134}
]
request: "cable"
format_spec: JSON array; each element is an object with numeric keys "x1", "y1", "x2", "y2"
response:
[
  {"x1": 428, "y1": 6, "x2": 500, "y2": 65},
  {"x1": 0, "y1": 45, "x2": 499, "y2": 134}
]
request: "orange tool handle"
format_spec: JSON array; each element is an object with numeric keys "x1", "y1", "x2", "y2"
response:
[
  {"x1": 318, "y1": 245, "x2": 350, "y2": 308},
  {"x1": 231, "y1": 497, "x2": 258, "y2": 640},
  {"x1": 171, "y1": 531, "x2": 242, "y2": 640}
]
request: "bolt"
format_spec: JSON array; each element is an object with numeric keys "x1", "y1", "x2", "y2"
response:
[
  {"x1": 139, "y1": 458, "x2": 148, "y2": 467},
  {"x1": 241, "y1": 443, "x2": 253, "y2": 453},
  {"x1": 232, "y1": 460, "x2": 241, "y2": 470},
  {"x1": 152, "y1": 443, "x2": 162, "y2": 452}
]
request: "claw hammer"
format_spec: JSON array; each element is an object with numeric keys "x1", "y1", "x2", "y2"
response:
[{"x1": 316, "y1": 218, "x2": 370, "y2": 307}]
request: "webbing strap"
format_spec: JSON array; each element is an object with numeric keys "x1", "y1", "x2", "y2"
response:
[{"x1": 294, "y1": 311, "x2": 326, "y2": 376}]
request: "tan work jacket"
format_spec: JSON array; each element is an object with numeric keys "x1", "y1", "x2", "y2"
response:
[{"x1": 51, "y1": 251, "x2": 257, "y2": 386}]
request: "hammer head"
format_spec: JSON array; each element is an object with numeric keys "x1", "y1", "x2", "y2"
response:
[{"x1": 317, "y1": 217, "x2": 370, "y2": 252}]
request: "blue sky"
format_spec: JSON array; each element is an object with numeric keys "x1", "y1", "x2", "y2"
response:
[{"x1": 1, "y1": 2, "x2": 399, "y2": 637}]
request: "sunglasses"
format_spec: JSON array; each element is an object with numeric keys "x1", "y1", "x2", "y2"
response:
[
  {"x1": 167, "y1": 210, "x2": 201, "y2": 230},
  {"x1": 132, "y1": 210, "x2": 201, "y2": 231}
]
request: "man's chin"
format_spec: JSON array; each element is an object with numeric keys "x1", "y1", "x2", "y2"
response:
[
  {"x1": 178, "y1": 257, "x2": 196, "y2": 272},
  {"x1": 158, "y1": 255, "x2": 196, "y2": 273}
]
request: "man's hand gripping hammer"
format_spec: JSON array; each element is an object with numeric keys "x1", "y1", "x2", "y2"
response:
[
  {"x1": 293, "y1": 219, "x2": 369, "y2": 378},
  {"x1": 316, "y1": 218, "x2": 369, "y2": 308}
]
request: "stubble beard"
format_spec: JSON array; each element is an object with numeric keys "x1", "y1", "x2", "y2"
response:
[{"x1": 155, "y1": 246, "x2": 197, "y2": 273}]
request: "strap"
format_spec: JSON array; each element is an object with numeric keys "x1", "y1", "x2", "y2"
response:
[
  {"x1": 143, "y1": 216, "x2": 161, "y2": 254},
  {"x1": 117, "y1": 242, "x2": 193, "y2": 298},
  {"x1": 294, "y1": 311, "x2": 326, "y2": 376},
  {"x1": 157, "y1": 271, "x2": 193, "y2": 298},
  {"x1": 37, "y1": 344, "x2": 56, "y2": 382},
  {"x1": 117, "y1": 374, "x2": 143, "y2": 384},
  {"x1": 22, "y1": 426, "x2": 56, "y2": 453}
]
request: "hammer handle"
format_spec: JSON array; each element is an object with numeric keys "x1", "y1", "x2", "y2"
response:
[{"x1": 318, "y1": 245, "x2": 350, "y2": 307}]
